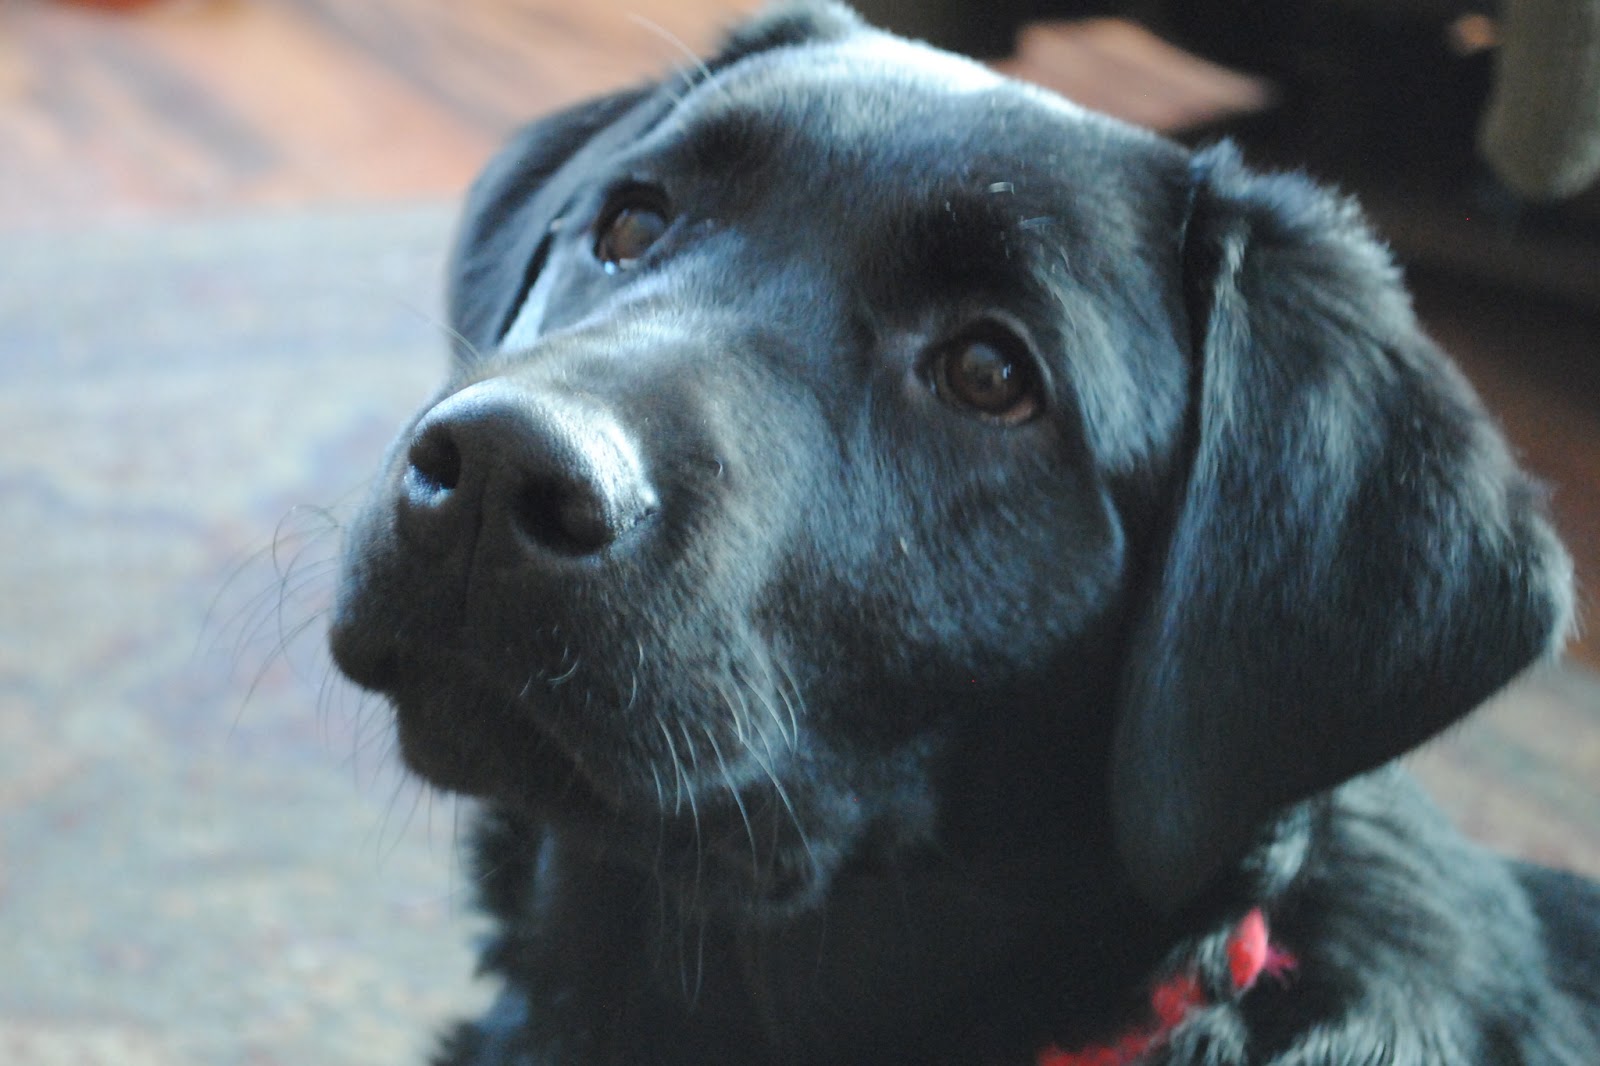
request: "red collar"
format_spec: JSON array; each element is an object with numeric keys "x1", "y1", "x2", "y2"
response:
[{"x1": 1037, "y1": 908, "x2": 1297, "y2": 1066}]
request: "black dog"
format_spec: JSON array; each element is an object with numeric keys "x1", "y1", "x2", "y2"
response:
[{"x1": 330, "y1": 4, "x2": 1600, "y2": 1062}]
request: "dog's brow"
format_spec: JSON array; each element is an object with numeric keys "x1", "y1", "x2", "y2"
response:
[
  {"x1": 891, "y1": 190, "x2": 1037, "y2": 284},
  {"x1": 684, "y1": 109, "x2": 776, "y2": 172}
]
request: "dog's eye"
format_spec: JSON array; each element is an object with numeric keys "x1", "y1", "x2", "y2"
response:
[
  {"x1": 932, "y1": 334, "x2": 1041, "y2": 423},
  {"x1": 595, "y1": 195, "x2": 670, "y2": 273}
]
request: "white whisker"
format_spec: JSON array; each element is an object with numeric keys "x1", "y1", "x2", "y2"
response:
[{"x1": 703, "y1": 718, "x2": 760, "y2": 880}]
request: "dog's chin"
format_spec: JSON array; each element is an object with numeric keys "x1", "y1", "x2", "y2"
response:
[
  {"x1": 335, "y1": 634, "x2": 867, "y2": 923},
  {"x1": 393, "y1": 709, "x2": 487, "y2": 796},
  {"x1": 394, "y1": 702, "x2": 857, "y2": 923},
  {"x1": 332, "y1": 627, "x2": 624, "y2": 811},
  {"x1": 390, "y1": 695, "x2": 528, "y2": 798},
  {"x1": 385, "y1": 687, "x2": 626, "y2": 822}
]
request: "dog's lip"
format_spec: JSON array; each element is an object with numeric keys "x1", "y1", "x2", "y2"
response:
[
  {"x1": 331, "y1": 629, "x2": 844, "y2": 909},
  {"x1": 386, "y1": 679, "x2": 628, "y2": 814},
  {"x1": 331, "y1": 628, "x2": 623, "y2": 810},
  {"x1": 327, "y1": 609, "x2": 403, "y2": 692},
  {"x1": 390, "y1": 691, "x2": 851, "y2": 917}
]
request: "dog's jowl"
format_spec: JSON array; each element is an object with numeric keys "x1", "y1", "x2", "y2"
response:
[{"x1": 329, "y1": 4, "x2": 1600, "y2": 1063}]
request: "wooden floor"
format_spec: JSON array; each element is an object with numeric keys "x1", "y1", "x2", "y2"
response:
[
  {"x1": 0, "y1": 0, "x2": 758, "y2": 228},
  {"x1": 4, "y1": 0, "x2": 1598, "y2": 669}
]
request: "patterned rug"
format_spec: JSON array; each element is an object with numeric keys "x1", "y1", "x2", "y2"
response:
[
  {"x1": 1, "y1": 204, "x2": 1596, "y2": 1065},
  {"x1": 0, "y1": 205, "x2": 486, "y2": 1065}
]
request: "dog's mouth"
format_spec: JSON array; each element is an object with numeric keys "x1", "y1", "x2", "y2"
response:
[
  {"x1": 335, "y1": 637, "x2": 623, "y2": 810},
  {"x1": 330, "y1": 617, "x2": 587, "y2": 787},
  {"x1": 332, "y1": 630, "x2": 854, "y2": 916},
  {"x1": 391, "y1": 687, "x2": 606, "y2": 807}
]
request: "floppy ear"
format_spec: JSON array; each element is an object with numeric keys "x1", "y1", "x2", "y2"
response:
[
  {"x1": 446, "y1": 85, "x2": 665, "y2": 354},
  {"x1": 1112, "y1": 144, "x2": 1574, "y2": 914},
  {"x1": 446, "y1": 1, "x2": 863, "y2": 355}
]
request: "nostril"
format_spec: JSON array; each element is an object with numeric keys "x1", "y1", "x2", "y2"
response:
[
  {"x1": 513, "y1": 479, "x2": 622, "y2": 556},
  {"x1": 556, "y1": 490, "x2": 615, "y2": 554},
  {"x1": 406, "y1": 425, "x2": 463, "y2": 496}
]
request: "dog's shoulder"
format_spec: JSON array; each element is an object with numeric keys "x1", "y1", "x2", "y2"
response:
[
  {"x1": 1212, "y1": 772, "x2": 1600, "y2": 1065},
  {"x1": 1515, "y1": 862, "x2": 1600, "y2": 1030}
]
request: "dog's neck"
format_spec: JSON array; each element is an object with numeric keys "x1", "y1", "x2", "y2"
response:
[
  {"x1": 1037, "y1": 908, "x2": 1296, "y2": 1066},
  {"x1": 718, "y1": 878, "x2": 1295, "y2": 1065},
  {"x1": 719, "y1": 801, "x2": 1315, "y2": 1064},
  {"x1": 714, "y1": 850, "x2": 1170, "y2": 1063}
]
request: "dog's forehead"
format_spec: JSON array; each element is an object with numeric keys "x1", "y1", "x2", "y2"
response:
[
  {"x1": 671, "y1": 31, "x2": 1129, "y2": 176},
  {"x1": 708, "y1": 32, "x2": 1033, "y2": 115}
]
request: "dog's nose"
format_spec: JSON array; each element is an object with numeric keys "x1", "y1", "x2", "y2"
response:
[{"x1": 398, "y1": 379, "x2": 658, "y2": 558}]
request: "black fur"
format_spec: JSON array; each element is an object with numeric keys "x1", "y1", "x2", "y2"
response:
[{"x1": 329, "y1": 4, "x2": 1598, "y2": 1062}]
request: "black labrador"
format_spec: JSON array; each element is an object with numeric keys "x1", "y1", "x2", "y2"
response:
[{"x1": 329, "y1": 4, "x2": 1600, "y2": 1063}]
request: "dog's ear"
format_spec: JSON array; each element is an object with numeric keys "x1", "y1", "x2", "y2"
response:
[
  {"x1": 446, "y1": 85, "x2": 664, "y2": 355},
  {"x1": 447, "y1": 3, "x2": 862, "y2": 356},
  {"x1": 1111, "y1": 143, "x2": 1574, "y2": 914}
]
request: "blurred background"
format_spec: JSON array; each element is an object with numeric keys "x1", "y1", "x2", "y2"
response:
[{"x1": 0, "y1": 0, "x2": 1596, "y2": 1063}]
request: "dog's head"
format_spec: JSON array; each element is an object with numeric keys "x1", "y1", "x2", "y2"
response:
[{"x1": 330, "y1": 3, "x2": 1571, "y2": 920}]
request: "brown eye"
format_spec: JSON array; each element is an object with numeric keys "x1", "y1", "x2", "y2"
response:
[
  {"x1": 933, "y1": 335, "x2": 1041, "y2": 423},
  {"x1": 595, "y1": 197, "x2": 669, "y2": 273}
]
